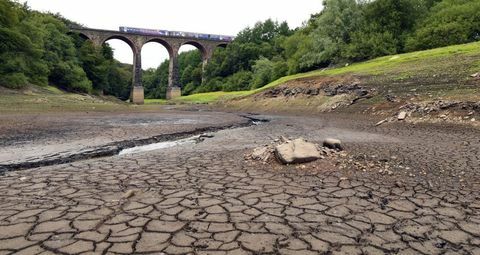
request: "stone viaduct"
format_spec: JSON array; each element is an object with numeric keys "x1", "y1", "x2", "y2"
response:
[{"x1": 71, "y1": 27, "x2": 232, "y2": 104}]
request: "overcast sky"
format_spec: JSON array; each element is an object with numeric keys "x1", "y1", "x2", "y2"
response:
[{"x1": 20, "y1": 0, "x2": 323, "y2": 69}]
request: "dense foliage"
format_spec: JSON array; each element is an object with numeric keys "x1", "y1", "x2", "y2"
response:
[
  {"x1": 0, "y1": 0, "x2": 131, "y2": 99},
  {"x1": 1, "y1": 0, "x2": 479, "y2": 99}
]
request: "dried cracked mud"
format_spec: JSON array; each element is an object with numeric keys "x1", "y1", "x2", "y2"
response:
[{"x1": 0, "y1": 110, "x2": 479, "y2": 254}]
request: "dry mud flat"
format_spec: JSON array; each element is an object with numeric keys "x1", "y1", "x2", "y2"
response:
[{"x1": 0, "y1": 110, "x2": 479, "y2": 254}]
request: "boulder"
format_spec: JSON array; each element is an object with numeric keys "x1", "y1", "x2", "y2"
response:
[
  {"x1": 275, "y1": 138, "x2": 321, "y2": 164},
  {"x1": 323, "y1": 138, "x2": 343, "y2": 151}
]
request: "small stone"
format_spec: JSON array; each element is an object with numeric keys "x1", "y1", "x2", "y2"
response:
[
  {"x1": 470, "y1": 72, "x2": 479, "y2": 78},
  {"x1": 398, "y1": 111, "x2": 407, "y2": 120},
  {"x1": 251, "y1": 147, "x2": 268, "y2": 160},
  {"x1": 19, "y1": 177, "x2": 28, "y2": 181},
  {"x1": 123, "y1": 190, "x2": 136, "y2": 199},
  {"x1": 471, "y1": 118, "x2": 476, "y2": 122},
  {"x1": 375, "y1": 119, "x2": 387, "y2": 126},
  {"x1": 323, "y1": 138, "x2": 343, "y2": 151}
]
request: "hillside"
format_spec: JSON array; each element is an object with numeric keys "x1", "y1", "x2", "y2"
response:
[
  {"x1": 179, "y1": 41, "x2": 477, "y2": 125},
  {"x1": 0, "y1": 85, "x2": 128, "y2": 114}
]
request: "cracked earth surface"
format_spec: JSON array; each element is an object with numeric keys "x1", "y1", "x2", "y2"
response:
[{"x1": 0, "y1": 112, "x2": 479, "y2": 254}]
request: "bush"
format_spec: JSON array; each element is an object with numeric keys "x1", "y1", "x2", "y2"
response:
[
  {"x1": 0, "y1": 72, "x2": 28, "y2": 89},
  {"x1": 345, "y1": 29, "x2": 397, "y2": 61},
  {"x1": 251, "y1": 57, "x2": 274, "y2": 89},
  {"x1": 223, "y1": 71, "x2": 253, "y2": 91}
]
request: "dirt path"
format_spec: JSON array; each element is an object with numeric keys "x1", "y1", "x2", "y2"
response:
[{"x1": 0, "y1": 110, "x2": 479, "y2": 254}]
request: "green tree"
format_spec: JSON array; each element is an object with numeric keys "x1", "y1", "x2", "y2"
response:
[
  {"x1": 251, "y1": 57, "x2": 274, "y2": 89},
  {"x1": 406, "y1": 0, "x2": 480, "y2": 50},
  {"x1": 299, "y1": 0, "x2": 363, "y2": 69}
]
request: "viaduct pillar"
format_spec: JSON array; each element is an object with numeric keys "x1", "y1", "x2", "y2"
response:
[
  {"x1": 131, "y1": 47, "x2": 144, "y2": 104},
  {"x1": 167, "y1": 44, "x2": 181, "y2": 99},
  {"x1": 202, "y1": 46, "x2": 214, "y2": 84}
]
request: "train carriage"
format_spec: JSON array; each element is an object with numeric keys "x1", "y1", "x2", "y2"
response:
[{"x1": 119, "y1": 26, "x2": 234, "y2": 42}]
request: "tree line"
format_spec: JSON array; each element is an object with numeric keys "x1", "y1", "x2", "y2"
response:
[
  {"x1": 144, "y1": 0, "x2": 480, "y2": 98},
  {"x1": 0, "y1": 0, "x2": 131, "y2": 99},
  {"x1": 1, "y1": 0, "x2": 479, "y2": 100}
]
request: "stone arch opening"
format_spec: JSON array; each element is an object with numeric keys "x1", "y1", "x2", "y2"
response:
[
  {"x1": 102, "y1": 37, "x2": 142, "y2": 103},
  {"x1": 216, "y1": 43, "x2": 228, "y2": 49},
  {"x1": 141, "y1": 40, "x2": 174, "y2": 99},
  {"x1": 103, "y1": 35, "x2": 136, "y2": 54},
  {"x1": 102, "y1": 38, "x2": 134, "y2": 66},
  {"x1": 177, "y1": 43, "x2": 205, "y2": 96},
  {"x1": 182, "y1": 41, "x2": 207, "y2": 60},
  {"x1": 144, "y1": 39, "x2": 174, "y2": 58}
]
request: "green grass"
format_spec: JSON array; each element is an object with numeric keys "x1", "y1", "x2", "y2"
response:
[
  {"x1": 43, "y1": 85, "x2": 65, "y2": 94},
  {"x1": 144, "y1": 99, "x2": 168, "y2": 105},
  {"x1": 145, "y1": 91, "x2": 251, "y2": 105},
  {"x1": 169, "y1": 41, "x2": 480, "y2": 104}
]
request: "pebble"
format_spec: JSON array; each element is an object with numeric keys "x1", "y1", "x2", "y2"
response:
[
  {"x1": 323, "y1": 138, "x2": 343, "y2": 151},
  {"x1": 375, "y1": 119, "x2": 387, "y2": 126},
  {"x1": 122, "y1": 190, "x2": 136, "y2": 199}
]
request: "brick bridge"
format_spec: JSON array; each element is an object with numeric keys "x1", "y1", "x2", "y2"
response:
[{"x1": 71, "y1": 27, "x2": 232, "y2": 104}]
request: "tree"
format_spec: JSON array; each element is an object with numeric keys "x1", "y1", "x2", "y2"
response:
[
  {"x1": 299, "y1": 0, "x2": 363, "y2": 69},
  {"x1": 406, "y1": 0, "x2": 480, "y2": 50},
  {"x1": 0, "y1": 0, "x2": 47, "y2": 88},
  {"x1": 251, "y1": 57, "x2": 274, "y2": 89}
]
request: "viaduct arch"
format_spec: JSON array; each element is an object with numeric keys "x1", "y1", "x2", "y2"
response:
[{"x1": 71, "y1": 27, "x2": 232, "y2": 104}]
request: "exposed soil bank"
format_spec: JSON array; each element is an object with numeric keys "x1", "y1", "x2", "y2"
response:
[{"x1": 220, "y1": 74, "x2": 480, "y2": 128}]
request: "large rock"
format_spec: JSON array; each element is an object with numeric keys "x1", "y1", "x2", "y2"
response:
[{"x1": 275, "y1": 138, "x2": 321, "y2": 164}]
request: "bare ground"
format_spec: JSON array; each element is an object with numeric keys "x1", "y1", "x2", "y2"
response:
[{"x1": 0, "y1": 107, "x2": 479, "y2": 254}]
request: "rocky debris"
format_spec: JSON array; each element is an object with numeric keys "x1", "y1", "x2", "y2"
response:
[
  {"x1": 323, "y1": 138, "x2": 343, "y2": 151},
  {"x1": 250, "y1": 146, "x2": 274, "y2": 162},
  {"x1": 324, "y1": 82, "x2": 367, "y2": 97},
  {"x1": 338, "y1": 154, "x2": 408, "y2": 176},
  {"x1": 470, "y1": 72, "x2": 479, "y2": 78},
  {"x1": 374, "y1": 100, "x2": 480, "y2": 126},
  {"x1": 262, "y1": 87, "x2": 320, "y2": 98},
  {"x1": 399, "y1": 100, "x2": 480, "y2": 114},
  {"x1": 260, "y1": 80, "x2": 375, "y2": 105},
  {"x1": 385, "y1": 94, "x2": 398, "y2": 102},
  {"x1": 275, "y1": 138, "x2": 322, "y2": 164}
]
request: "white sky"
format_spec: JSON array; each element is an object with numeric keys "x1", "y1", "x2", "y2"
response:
[{"x1": 20, "y1": 0, "x2": 323, "y2": 69}]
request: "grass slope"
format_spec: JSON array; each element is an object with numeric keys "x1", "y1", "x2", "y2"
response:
[
  {"x1": 158, "y1": 41, "x2": 480, "y2": 104},
  {"x1": 0, "y1": 85, "x2": 127, "y2": 114}
]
